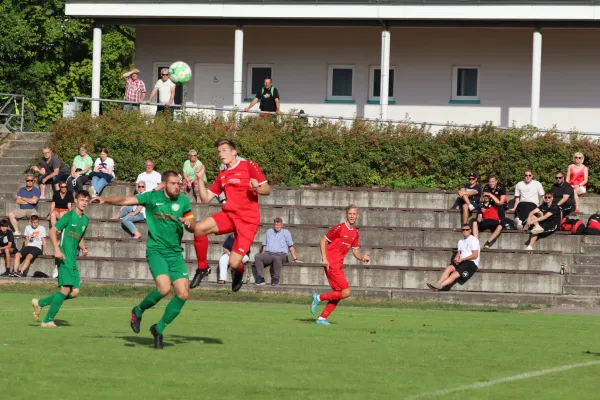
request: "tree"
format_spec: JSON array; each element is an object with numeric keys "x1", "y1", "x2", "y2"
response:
[{"x1": 0, "y1": 0, "x2": 135, "y2": 129}]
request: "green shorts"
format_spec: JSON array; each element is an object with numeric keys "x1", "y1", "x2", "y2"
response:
[
  {"x1": 56, "y1": 259, "x2": 80, "y2": 289},
  {"x1": 147, "y1": 251, "x2": 189, "y2": 283}
]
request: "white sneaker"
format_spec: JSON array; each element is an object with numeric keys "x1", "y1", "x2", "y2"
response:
[
  {"x1": 531, "y1": 226, "x2": 544, "y2": 235},
  {"x1": 526, "y1": 245, "x2": 533, "y2": 251},
  {"x1": 52, "y1": 267, "x2": 58, "y2": 278},
  {"x1": 468, "y1": 204, "x2": 475, "y2": 211},
  {"x1": 88, "y1": 186, "x2": 96, "y2": 197},
  {"x1": 14, "y1": 231, "x2": 22, "y2": 236},
  {"x1": 515, "y1": 218, "x2": 523, "y2": 230},
  {"x1": 41, "y1": 321, "x2": 58, "y2": 328}
]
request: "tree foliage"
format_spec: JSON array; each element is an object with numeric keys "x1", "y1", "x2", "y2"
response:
[{"x1": 0, "y1": 0, "x2": 135, "y2": 129}]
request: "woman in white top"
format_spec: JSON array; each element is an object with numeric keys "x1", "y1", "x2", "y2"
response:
[{"x1": 89, "y1": 147, "x2": 115, "y2": 197}]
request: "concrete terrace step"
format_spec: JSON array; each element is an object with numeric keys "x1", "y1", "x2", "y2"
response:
[
  {"x1": 0, "y1": 174, "x2": 27, "y2": 184},
  {"x1": 0, "y1": 157, "x2": 36, "y2": 168},
  {"x1": 0, "y1": 148, "x2": 40, "y2": 159},
  {"x1": 8, "y1": 256, "x2": 564, "y2": 294},
  {"x1": 566, "y1": 264, "x2": 600, "y2": 275},
  {"x1": 566, "y1": 275, "x2": 600, "y2": 285},
  {"x1": 563, "y1": 285, "x2": 600, "y2": 296},
  {"x1": 0, "y1": 165, "x2": 32, "y2": 175},
  {"x1": 4, "y1": 139, "x2": 49, "y2": 150},
  {"x1": 11, "y1": 132, "x2": 51, "y2": 141}
]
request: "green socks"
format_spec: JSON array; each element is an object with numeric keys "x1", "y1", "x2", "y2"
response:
[
  {"x1": 38, "y1": 293, "x2": 56, "y2": 308},
  {"x1": 43, "y1": 292, "x2": 66, "y2": 323},
  {"x1": 156, "y1": 296, "x2": 186, "y2": 334},
  {"x1": 135, "y1": 289, "x2": 165, "y2": 317}
]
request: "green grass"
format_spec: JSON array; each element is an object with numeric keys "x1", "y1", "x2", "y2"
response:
[{"x1": 1, "y1": 291, "x2": 600, "y2": 400}]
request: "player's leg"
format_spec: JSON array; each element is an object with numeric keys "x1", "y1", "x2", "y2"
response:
[
  {"x1": 190, "y1": 214, "x2": 228, "y2": 288},
  {"x1": 40, "y1": 285, "x2": 72, "y2": 327},
  {"x1": 131, "y1": 253, "x2": 171, "y2": 333},
  {"x1": 312, "y1": 268, "x2": 349, "y2": 324},
  {"x1": 190, "y1": 235, "x2": 209, "y2": 288},
  {"x1": 229, "y1": 217, "x2": 259, "y2": 292}
]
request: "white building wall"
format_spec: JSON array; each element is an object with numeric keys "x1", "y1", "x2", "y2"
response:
[{"x1": 135, "y1": 25, "x2": 600, "y2": 132}]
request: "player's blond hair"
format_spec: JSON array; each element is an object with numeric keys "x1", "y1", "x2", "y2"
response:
[{"x1": 346, "y1": 204, "x2": 359, "y2": 212}]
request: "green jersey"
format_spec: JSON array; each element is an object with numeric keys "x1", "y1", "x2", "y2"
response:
[
  {"x1": 136, "y1": 190, "x2": 193, "y2": 254},
  {"x1": 55, "y1": 209, "x2": 89, "y2": 257}
]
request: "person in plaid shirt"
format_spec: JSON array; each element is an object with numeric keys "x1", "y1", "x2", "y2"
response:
[{"x1": 122, "y1": 68, "x2": 147, "y2": 111}]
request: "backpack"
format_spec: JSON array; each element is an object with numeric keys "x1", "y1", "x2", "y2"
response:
[
  {"x1": 261, "y1": 87, "x2": 275, "y2": 97},
  {"x1": 503, "y1": 218, "x2": 516, "y2": 230},
  {"x1": 586, "y1": 214, "x2": 600, "y2": 235},
  {"x1": 560, "y1": 217, "x2": 586, "y2": 235}
]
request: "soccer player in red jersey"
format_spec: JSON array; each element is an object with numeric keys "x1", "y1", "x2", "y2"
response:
[
  {"x1": 310, "y1": 205, "x2": 370, "y2": 325},
  {"x1": 182, "y1": 139, "x2": 271, "y2": 292}
]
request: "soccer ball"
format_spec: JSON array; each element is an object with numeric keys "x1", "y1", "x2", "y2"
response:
[{"x1": 168, "y1": 61, "x2": 192, "y2": 84}]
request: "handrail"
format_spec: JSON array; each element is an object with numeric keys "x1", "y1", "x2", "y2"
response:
[{"x1": 72, "y1": 96, "x2": 600, "y2": 136}]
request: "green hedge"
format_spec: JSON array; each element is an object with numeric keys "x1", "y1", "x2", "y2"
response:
[{"x1": 49, "y1": 110, "x2": 600, "y2": 192}]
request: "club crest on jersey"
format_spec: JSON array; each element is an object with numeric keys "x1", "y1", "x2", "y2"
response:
[
  {"x1": 227, "y1": 178, "x2": 241, "y2": 185},
  {"x1": 171, "y1": 204, "x2": 180, "y2": 212}
]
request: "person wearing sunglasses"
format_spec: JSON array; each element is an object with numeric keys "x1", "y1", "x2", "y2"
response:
[
  {"x1": 454, "y1": 173, "x2": 481, "y2": 225},
  {"x1": 145, "y1": 67, "x2": 176, "y2": 114},
  {"x1": 47, "y1": 181, "x2": 73, "y2": 227},
  {"x1": 566, "y1": 152, "x2": 588, "y2": 213},
  {"x1": 8, "y1": 174, "x2": 41, "y2": 236},
  {"x1": 427, "y1": 223, "x2": 480, "y2": 291},
  {"x1": 525, "y1": 192, "x2": 561, "y2": 250},
  {"x1": 508, "y1": 169, "x2": 544, "y2": 230},
  {"x1": 551, "y1": 171, "x2": 575, "y2": 218},
  {"x1": 117, "y1": 181, "x2": 147, "y2": 239}
]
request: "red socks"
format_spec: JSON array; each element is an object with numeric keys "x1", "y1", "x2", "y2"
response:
[
  {"x1": 320, "y1": 291, "x2": 344, "y2": 301},
  {"x1": 320, "y1": 300, "x2": 339, "y2": 319},
  {"x1": 193, "y1": 236, "x2": 209, "y2": 270}
]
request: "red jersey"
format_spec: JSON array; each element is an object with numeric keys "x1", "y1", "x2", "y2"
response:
[
  {"x1": 481, "y1": 203, "x2": 500, "y2": 222},
  {"x1": 208, "y1": 160, "x2": 267, "y2": 218},
  {"x1": 324, "y1": 222, "x2": 360, "y2": 267}
]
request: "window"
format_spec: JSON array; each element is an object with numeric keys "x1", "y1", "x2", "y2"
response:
[
  {"x1": 452, "y1": 66, "x2": 479, "y2": 101},
  {"x1": 155, "y1": 64, "x2": 183, "y2": 105},
  {"x1": 327, "y1": 65, "x2": 355, "y2": 101},
  {"x1": 369, "y1": 66, "x2": 395, "y2": 102},
  {"x1": 246, "y1": 64, "x2": 273, "y2": 98}
]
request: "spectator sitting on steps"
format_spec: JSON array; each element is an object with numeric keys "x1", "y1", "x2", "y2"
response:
[
  {"x1": 117, "y1": 181, "x2": 146, "y2": 239},
  {"x1": 9, "y1": 215, "x2": 47, "y2": 277},
  {"x1": 525, "y1": 191, "x2": 561, "y2": 251},
  {"x1": 32, "y1": 148, "x2": 70, "y2": 199},
  {"x1": 472, "y1": 193, "x2": 503, "y2": 249},
  {"x1": 551, "y1": 171, "x2": 575, "y2": 218},
  {"x1": 566, "y1": 152, "x2": 588, "y2": 214},
  {"x1": 454, "y1": 173, "x2": 481, "y2": 225},
  {"x1": 47, "y1": 181, "x2": 73, "y2": 227},
  {"x1": 181, "y1": 150, "x2": 206, "y2": 203},
  {"x1": 89, "y1": 148, "x2": 115, "y2": 198},
  {"x1": 482, "y1": 175, "x2": 507, "y2": 226},
  {"x1": 8, "y1": 174, "x2": 40, "y2": 235},
  {"x1": 427, "y1": 223, "x2": 480, "y2": 291},
  {"x1": 66, "y1": 144, "x2": 94, "y2": 193},
  {"x1": 508, "y1": 169, "x2": 544, "y2": 231},
  {"x1": 136, "y1": 160, "x2": 163, "y2": 192},
  {"x1": 0, "y1": 219, "x2": 17, "y2": 277}
]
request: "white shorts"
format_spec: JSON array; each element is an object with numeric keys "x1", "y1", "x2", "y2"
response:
[{"x1": 574, "y1": 186, "x2": 587, "y2": 194}]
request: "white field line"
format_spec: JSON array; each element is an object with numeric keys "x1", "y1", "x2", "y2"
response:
[{"x1": 405, "y1": 361, "x2": 600, "y2": 400}]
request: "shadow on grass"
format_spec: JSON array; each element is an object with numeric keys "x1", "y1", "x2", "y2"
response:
[
  {"x1": 294, "y1": 318, "x2": 317, "y2": 324},
  {"x1": 119, "y1": 335, "x2": 223, "y2": 348},
  {"x1": 583, "y1": 350, "x2": 600, "y2": 357},
  {"x1": 29, "y1": 319, "x2": 71, "y2": 327}
]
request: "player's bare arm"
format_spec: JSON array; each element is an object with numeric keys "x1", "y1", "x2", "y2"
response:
[
  {"x1": 79, "y1": 239, "x2": 88, "y2": 257},
  {"x1": 180, "y1": 217, "x2": 196, "y2": 233},
  {"x1": 319, "y1": 236, "x2": 330, "y2": 270},
  {"x1": 49, "y1": 226, "x2": 65, "y2": 260},
  {"x1": 250, "y1": 179, "x2": 272, "y2": 196},
  {"x1": 352, "y1": 248, "x2": 370, "y2": 263},
  {"x1": 195, "y1": 165, "x2": 216, "y2": 203},
  {"x1": 92, "y1": 195, "x2": 140, "y2": 206}
]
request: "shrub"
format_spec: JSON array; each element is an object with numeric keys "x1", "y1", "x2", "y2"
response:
[{"x1": 49, "y1": 110, "x2": 600, "y2": 192}]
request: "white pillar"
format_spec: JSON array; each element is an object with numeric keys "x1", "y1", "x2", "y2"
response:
[
  {"x1": 530, "y1": 28, "x2": 542, "y2": 127},
  {"x1": 233, "y1": 25, "x2": 244, "y2": 107},
  {"x1": 379, "y1": 29, "x2": 391, "y2": 120},
  {"x1": 91, "y1": 25, "x2": 102, "y2": 116}
]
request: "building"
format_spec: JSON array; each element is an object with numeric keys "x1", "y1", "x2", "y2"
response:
[{"x1": 67, "y1": 0, "x2": 600, "y2": 132}]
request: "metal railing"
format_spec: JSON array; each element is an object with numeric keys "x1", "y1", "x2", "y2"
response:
[
  {"x1": 72, "y1": 96, "x2": 600, "y2": 137},
  {"x1": 0, "y1": 93, "x2": 25, "y2": 132}
]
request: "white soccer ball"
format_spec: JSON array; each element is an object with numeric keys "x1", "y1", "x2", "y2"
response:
[{"x1": 168, "y1": 61, "x2": 192, "y2": 84}]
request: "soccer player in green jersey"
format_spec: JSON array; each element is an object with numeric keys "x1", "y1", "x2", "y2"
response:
[
  {"x1": 32, "y1": 190, "x2": 90, "y2": 328},
  {"x1": 92, "y1": 171, "x2": 194, "y2": 349}
]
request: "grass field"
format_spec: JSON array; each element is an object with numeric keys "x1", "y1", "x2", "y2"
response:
[{"x1": 1, "y1": 286, "x2": 600, "y2": 400}]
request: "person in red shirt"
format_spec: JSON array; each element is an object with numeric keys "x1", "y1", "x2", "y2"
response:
[
  {"x1": 472, "y1": 193, "x2": 503, "y2": 249},
  {"x1": 309, "y1": 205, "x2": 370, "y2": 325},
  {"x1": 181, "y1": 139, "x2": 271, "y2": 292}
]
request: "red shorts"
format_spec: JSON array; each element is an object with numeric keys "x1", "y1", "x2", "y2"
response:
[
  {"x1": 212, "y1": 211, "x2": 259, "y2": 256},
  {"x1": 325, "y1": 265, "x2": 349, "y2": 291}
]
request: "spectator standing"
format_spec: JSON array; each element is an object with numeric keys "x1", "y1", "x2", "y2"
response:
[
  {"x1": 482, "y1": 175, "x2": 507, "y2": 225},
  {"x1": 508, "y1": 170, "x2": 544, "y2": 230},
  {"x1": 146, "y1": 68, "x2": 176, "y2": 114},
  {"x1": 427, "y1": 223, "x2": 480, "y2": 291},
  {"x1": 89, "y1": 148, "x2": 115, "y2": 198},
  {"x1": 472, "y1": 193, "x2": 503, "y2": 249},
  {"x1": 32, "y1": 148, "x2": 70, "y2": 199},
  {"x1": 118, "y1": 181, "x2": 146, "y2": 239},
  {"x1": 181, "y1": 150, "x2": 206, "y2": 203},
  {"x1": 8, "y1": 175, "x2": 40, "y2": 235},
  {"x1": 122, "y1": 68, "x2": 146, "y2": 111},
  {"x1": 526, "y1": 192, "x2": 561, "y2": 250},
  {"x1": 551, "y1": 171, "x2": 575, "y2": 218},
  {"x1": 253, "y1": 218, "x2": 301, "y2": 286},
  {"x1": 47, "y1": 182, "x2": 73, "y2": 227},
  {"x1": 566, "y1": 152, "x2": 588, "y2": 213},
  {"x1": 0, "y1": 219, "x2": 17, "y2": 277},
  {"x1": 244, "y1": 78, "x2": 281, "y2": 116},
  {"x1": 136, "y1": 160, "x2": 162, "y2": 192},
  {"x1": 455, "y1": 173, "x2": 481, "y2": 225},
  {"x1": 9, "y1": 215, "x2": 47, "y2": 277},
  {"x1": 218, "y1": 233, "x2": 250, "y2": 284},
  {"x1": 67, "y1": 144, "x2": 94, "y2": 193}
]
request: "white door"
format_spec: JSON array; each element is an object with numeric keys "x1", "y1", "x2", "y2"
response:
[{"x1": 194, "y1": 64, "x2": 234, "y2": 108}]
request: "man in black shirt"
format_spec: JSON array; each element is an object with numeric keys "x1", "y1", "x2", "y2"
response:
[
  {"x1": 0, "y1": 219, "x2": 17, "y2": 276},
  {"x1": 526, "y1": 192, "x2": 560, "y2": 250},
  {"x1": 244, "y1": 78, "x2": 280, "y2": 115},
  {"x1": 482, "y1": 175, "x2": 507, "y2": 225},
  {"x1": 455, "y1": 173, "x2": 481, "y2": 225},
  {"x1": 551, "y1": 171, "x2": 575, "y2": 217}
]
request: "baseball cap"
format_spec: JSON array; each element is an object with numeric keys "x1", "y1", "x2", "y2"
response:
[{"x1": 468, "y1": 172, "x2": 478, "y2": 179}]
